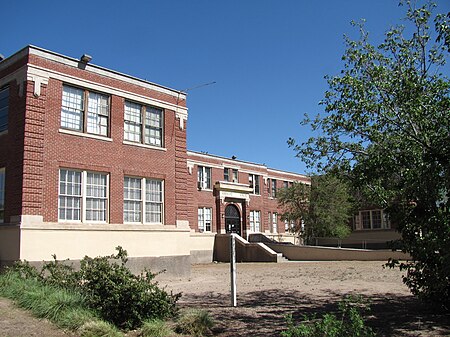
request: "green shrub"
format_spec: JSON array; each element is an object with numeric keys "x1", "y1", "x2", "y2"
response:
[
  {"x1": 139, "y1": 319, "x2": 177, "y2": 337},
  {"x1": 77, "y1": 247, "x2": 180, "y2": 330},
  {"x1": 1, "y1": 247, "x2": 180, "y2": 331},
  {"x1": 175, "y1": 309, "x2": 214, "y2": 337},
  {"x1": 78, "y1": 320, "x2": 123, "y2": 337},
  {"x1": 282, "y1": 296, "x2": 376, "y2": 337}
]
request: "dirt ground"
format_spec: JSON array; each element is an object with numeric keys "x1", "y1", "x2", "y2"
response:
[
  {"x1": 1, "y1": 261, "x2": 449, "y2": 336},
  {"x1": 156, "y1": 261, "x2": 450, "y2": 337}
]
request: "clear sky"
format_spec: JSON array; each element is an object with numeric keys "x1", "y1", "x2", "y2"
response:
[{"x1": 2, "y1": 1, "x2": 449, "y2": 174}]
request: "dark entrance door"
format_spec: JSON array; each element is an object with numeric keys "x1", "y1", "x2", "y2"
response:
[{"x1": 225, "y1": 204, "x2": 241, "y2": 236}]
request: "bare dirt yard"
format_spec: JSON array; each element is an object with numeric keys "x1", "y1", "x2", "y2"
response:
[
  {"x1": 0, "y1": 261, "x2": 448, "y2": 336},
  {"x1": 156, "y1": 261, "x2": 450, "y2": 337}
]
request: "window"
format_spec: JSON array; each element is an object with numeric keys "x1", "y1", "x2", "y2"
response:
[
  {"x1": 249, "y1": 210, "x2": 261, "y2": 232},
  {"x1": 0, "y1": 168, "x2": 4, "y2": 222},
  {"x1": 271, "y1": 179, "x2": 277, "y2": 198},
  {"x1": 360, "y1": 209, "x2": 388, "y2": 229},
  {"x1": 198, "y1": 207, "x2": 212, "y2": 232},
  {"x1": 249, "y1": 174, "x2": 260, "y2": 195},
  {"x1": 61, "y1": 85, "x2": 109, "y2": 136},
  {"x1": 224, "y1": 168, "x2": 238, "y2": 183},
  {"x1": 59, "y1": 169, "x2": 108, "y2": 222},
  {"x1": 272, "y1": 212, "x2": 278, "y2": 233},
  {"x1": 283, "y1": 181, "x2": 289, "y2": 189},
  {"x1": 197, "y1": 166, "x2": 212, "y2": 189},
  {"x1": 0, "y1": 87, "x2": 8, "y2": 133},
  {"x1": 232, "y1": 169, "x2": 238, "y2": 183},
  {"x1": 124, "y1": 177, "x2": 163, "y2": 224},
  {"x1": 124, "y1": 101, "x2": 163, "y2": 147},
  {"x1": 224, "y1": 168, "x2": 229, "y2": 182}
]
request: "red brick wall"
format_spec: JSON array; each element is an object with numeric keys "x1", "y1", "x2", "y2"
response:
[
  {"x1": 2, "y1": 51, "x2": 187, "y2": 226},
  {"x1": 0, "y1": 77, "x2": 27, "y2": 221},
  {"x1": 187, "y1": 152, "x2": 310, "y2": 234}
]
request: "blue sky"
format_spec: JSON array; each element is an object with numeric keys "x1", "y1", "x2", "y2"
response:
[{"x1": 2, "y1": 1, "x2": 449, "y2": 174}]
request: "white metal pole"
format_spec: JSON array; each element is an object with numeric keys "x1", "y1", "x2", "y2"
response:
[{"x1": 230, "y1": 233, "x2": 237, "y2": 307}]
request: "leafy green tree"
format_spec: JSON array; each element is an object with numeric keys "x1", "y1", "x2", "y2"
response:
[
  {"x1": 278, "y1": 174, "x2": 353, "y2": 243},
  {"x1": 289, "y1": 1, "x2": 450, "y2": 309}
]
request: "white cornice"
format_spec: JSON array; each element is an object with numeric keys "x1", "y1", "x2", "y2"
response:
[{"x1": 27, "y1": 64, "x2": 187, "y2": 114}]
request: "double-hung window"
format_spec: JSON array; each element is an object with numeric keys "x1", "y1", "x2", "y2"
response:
[
  {"x1": 224, "y1": 168, "x2": 230, "y2": 182},
  {"x1": 272, "y1": 212, "x2": 278, "y2": 233},
  {"x1": 271, "y1": 179, "x2": 277, "y2": 198},
  {"x1": 197, "y1": 166, "x2": 211, "y2": 189},
  {"x1": 58, "y1": 169, "x2": 108, "y2": 222},
  {"x1": 0, "y1": 87, "x2": 9, "y2": 133},
  {"x1": 249, "y1": 210, "x2": 261, "y2": 232},
  {"x1": 0, "y1": 168, "x2": 5, "y2": 222},
  {"x1": 61, "y1": 85, "x2": 109, "y2": 136},
  {"x1": 124, "y1": 101, "x2": 163, "y2": 147},
  {"x1": 249, "y1": 174, "x2": 260, "y2": 195},
  {"x1": 198, "y1": 207, "x2": 212, "y2": 232},
  {"x1": 123, "y1": 177, "x2": 163, "y2": 224}
]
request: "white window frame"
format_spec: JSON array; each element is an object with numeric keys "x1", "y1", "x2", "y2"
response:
[
  {"x1": 123, "y1": 177, "x2": 164, "y2": 224},
  {"x1": 197, "y1": 166, "x2": 212, "y2": 190},
  {"x1": 61, "y1": 85, "x2": 110, "y2": 137},
  {"x1": 360, "y1": 209, "x2": 389, "y2": 230},
  {"x1": 0, "y1": 168, "x2": 5, "y2": 223},
  {"x1": 272, "y1": 212, "x2": 278, "y2": 233},
  {"x1": 124, "y1": 101, "x2": 164, "y2": 147},
  {"x1": 58, "y1": 169, "x2": 109, "y2": 223},
  {"x1": 198, "y1": 207, "x2": 212, "y2": 232},
  {"x1": 249, "y1": 174, "x2": 260, "y2": 195},
  {"x1": 249, "y1": 210, "x2": 261, "y2": 232}
]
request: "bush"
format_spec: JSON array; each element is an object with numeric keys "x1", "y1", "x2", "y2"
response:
[
  {"x1": 1, "y1": 247, "x2": 180, "y2": 331},
  {"x1": 175, "y1": 309, "x2": 214, "y2": 337},
  {"x1": 282, "y1": 296, "x2": 376, "y2": 337},
  {"x1": 77, "y1": 247, "x2": 180, "y2": 330}
]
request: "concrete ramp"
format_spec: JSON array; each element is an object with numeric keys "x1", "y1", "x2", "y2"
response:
[{"x1": 213, "y1": 234, "x2": 286, "y2": 263}]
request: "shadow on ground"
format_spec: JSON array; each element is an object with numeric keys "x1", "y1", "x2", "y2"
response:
[{"x1": 178, "y1": 290, "x2": 450, "y2": 336}]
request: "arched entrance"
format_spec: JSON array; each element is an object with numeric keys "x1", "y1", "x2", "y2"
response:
[{"x1": 225, "y1": 204, "x2": 241, "y2": 236}]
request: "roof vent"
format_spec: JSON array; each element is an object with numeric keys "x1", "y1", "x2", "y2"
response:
[{"x1": 80, "y1": 54, "x2": 92, "y2": 63}]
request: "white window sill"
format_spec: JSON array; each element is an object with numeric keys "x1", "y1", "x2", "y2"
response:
[
  {"x1": 123, "y1": 140, "x2": 167, "y2": 151},
  {"x1": 59, "y1": 128, "x2": 112, "y2": 142}
]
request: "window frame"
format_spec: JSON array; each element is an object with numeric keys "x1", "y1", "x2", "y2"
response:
[
  {"x1": 123, "y1": 176, "x2": 164, "y2": 224},
  {"x1": 58, "y1": 169, "x2": 109, "y2": 223},
  {"x1": 60, "y1": 85, "x2": 110, "y2": 137},
  {"x1": 272, "y1": 212, "x2": 278, "y2": 233},
  {"x1": 359, "y1": 209, "x2": 389, "y2": 230},
  {"x1": 0, "y1": 86, "x2": 9, "y2": 133},
  {"x1": 271, "y1": 179, "x2": 277, "y2": 198},
  {"x1": 249, "y1": 174, "x2": 260, "y2": 195},
  {"x1": 249, "y1": 210, "x2": 261, "y2": 232},
  {"x1": 197, "y1": 166, "x2": 212, "y2": 190},
  {"x1": 198, "y1": 207, "x2": 212, "y2": 232},
  {"x1": 124, "y1": 100, "x2": 164, "y2": 147}
]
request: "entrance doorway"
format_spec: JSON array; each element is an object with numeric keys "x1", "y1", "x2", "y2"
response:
[{"x1": 225, "y1": 204, "x2": 241, "y2": 236}]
